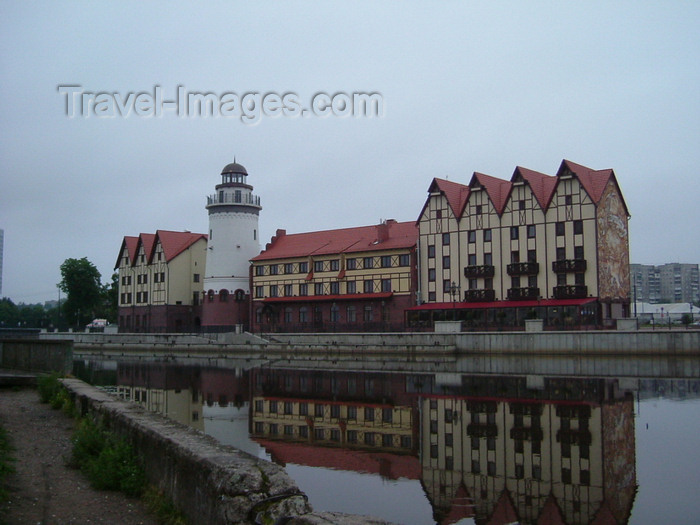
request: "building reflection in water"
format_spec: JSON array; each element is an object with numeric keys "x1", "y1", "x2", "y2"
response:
[
  {"x1": 115, "y1": 362, "x2": 249, "y2": 433},
  {"x1": 417, "y1": 375, "x2": 636, "y2": 525},
  {"x1": 112, "y1": 362, "x2": 637, "y2": 525}
]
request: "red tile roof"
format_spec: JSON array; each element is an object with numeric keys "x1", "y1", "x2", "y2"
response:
[
  {"x1": 254, "y1": 438, "x2": 421, "y2": 480},
  {"x1": 513, "y1": 166, "x2": 558, "y2": 210},
  {"x1": 115, "y1": 230, "x2": 207, "y2": 268},
  {"x1": 136, "y1": 233, "x2": 156, "y2": 263},
  {"x1": 442, "y1": 483, "x2": 475, "y2": 525},
  {"x1": 433, "y1": 178, "x2": 471, "y2": 218},
  {"x1": 537, "y1": 493, "x2": 565, "y2": 525},
  {"x1": 558, "y1": 159, "x2": 629, "y2": 215},
  {"x1": 114, "y1": 236, "x2": 139, "y2": 269},
  {"x1": 153, "y1": 230, "x2": 207, "y2": 263},
  {"x1": 420, "y1": 159, "x2": 628, "y2": 220},
  {"x1": 469, "y1": 172, "x2": 513, "y2": 215},
  {"x1": 252, "y1": 220, "x2": 417, "y2": 261},
  {"x1": 486, "y1": 490, "x2": 519, "y2": 525}
]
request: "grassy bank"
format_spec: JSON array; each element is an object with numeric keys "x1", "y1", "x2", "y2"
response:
[{"x1": 38, "y1": 374, "x2": 187, "y2": 525}]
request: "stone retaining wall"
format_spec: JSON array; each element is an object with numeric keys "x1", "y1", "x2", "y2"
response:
[
  {"x1": 61, "y1": 379, "x2": 392, "y2": 525},
  {"x1": 0, "y1": 339, "x2": 73, "y2": 373}
]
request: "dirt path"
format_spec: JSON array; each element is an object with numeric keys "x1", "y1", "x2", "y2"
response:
[{"x1": 0, "y1": 387, "x2": 158, "y2": 525}]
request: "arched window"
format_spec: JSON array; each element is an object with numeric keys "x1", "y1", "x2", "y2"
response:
[
  {"x1": 219, "y1": 289, "x2": 229, "y2": 302},
  {"x1": 207, "y1": 290, "x2": 215, "y2": 302}
]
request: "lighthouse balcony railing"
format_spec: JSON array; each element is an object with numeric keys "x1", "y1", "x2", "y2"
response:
[{"x1": 207, "y1": 193, "x2": 260, "y2": 206}]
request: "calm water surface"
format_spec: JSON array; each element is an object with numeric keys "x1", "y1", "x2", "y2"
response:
[{"x1": 75, "y1": 355, "x2": 700, "y2": 525}]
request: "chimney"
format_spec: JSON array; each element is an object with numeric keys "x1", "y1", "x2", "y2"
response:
[
  {"x1": 265, "y1": 229, "x2": 287, "y2": 250},
  {"x1": 376, "y1": 220, "x2": 394, "y2": 243}
]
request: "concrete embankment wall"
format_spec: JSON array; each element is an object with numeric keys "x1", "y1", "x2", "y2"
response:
[
  {"x1": 0, "y1": 338, "x2": 73, "y2": 373},
  {"x1": 61, "y1": 379, "x2": 392, "y2": 525},
  {"x1": 269, "y1": 330, "x2": 700, "y2": 354}
]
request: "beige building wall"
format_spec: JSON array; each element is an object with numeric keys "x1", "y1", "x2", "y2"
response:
[
  {"x1": 253, "y1": 248, "x2": 414, "y2": 299},
  {"x1": 417, "y1": 167, "x2": 627, "y2": 311},
  {"x1": 420, "y1": 397, "x2": 608, "y2": 524},
  {"x1": 251, "y1": 397, "x2": 414, "y2": 451},
  {"x1": 117, "y1": 386, "x2": 204, "y2": 431}
]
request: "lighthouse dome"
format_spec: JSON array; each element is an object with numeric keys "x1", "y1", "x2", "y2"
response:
[{"x1": 221, "y1": 162, "x2": 248, "y2": 175}]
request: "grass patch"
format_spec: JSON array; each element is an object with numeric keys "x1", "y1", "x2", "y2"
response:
[
  {"x1": 37, "y1": 373, "x2": 76, "y2": 416},
  {"x1": 0, "y1": 424, "x2": 16, "y2": 502},
  {"x1": 70, "y1": 418, "x2": 145, "y2": 497},
  {"x1": 37, "y1": 372, "x2": 64, "y2": 403},
  {"x1": 142, "y1": 486, "x2": 189, "y2": 525},
  {"x1": 38, "y1": 377, "x2": 187, "y2": 523}
]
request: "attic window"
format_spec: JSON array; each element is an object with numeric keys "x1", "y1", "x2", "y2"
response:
[{"x1": 436, "y1": 210, "x2": 442, "y2": 219}]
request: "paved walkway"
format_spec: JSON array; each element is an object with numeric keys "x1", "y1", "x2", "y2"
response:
[{"x1": 0, "y1": 386, "x2": 157, "y2": 525}]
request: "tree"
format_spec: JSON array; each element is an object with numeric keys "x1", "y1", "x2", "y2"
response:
[
  {"x1": 0, "y1": 297, "x2": 19, "y2": 328},
  {"x1": 59, "y1": 257, "x2": 103, "y2": 328},
  {"x1": 98, "y1": 273, "x2": 119, "y2": 323}
]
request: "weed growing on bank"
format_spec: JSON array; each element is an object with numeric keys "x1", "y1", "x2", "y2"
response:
[
  {"x1": 38, "y1": 375, "x2": 188, "y2": 522},
  {"x1": 142, "y1": 486, "x2": 189, "y2": 525},
  {"x1": 70, "y1": 417, "x2": 146, "y2": 497},
  {"x1": 37, "y1": 372, "x2": 64, "y2": 403},
  {"x1": 0, "y1": 424, "x2": 16, "y2": 503}
]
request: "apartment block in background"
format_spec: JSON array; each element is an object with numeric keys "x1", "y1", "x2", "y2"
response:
[{"x1": 631, "y1": 263, "x2": 699, "y2": 304}]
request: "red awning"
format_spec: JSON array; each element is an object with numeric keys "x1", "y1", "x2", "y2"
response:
[
  {"x1": 262, "y1": 292, "x2": 393, "y2": 303},
  {"x1": 406, "y1": 298, "x2": 596, "y2": 311}
]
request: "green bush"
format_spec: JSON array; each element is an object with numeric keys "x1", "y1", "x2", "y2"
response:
[
  {"x1": 37, "y1": 372, "x2": 64, "y2": 403},
  {"x1": 0, "y1": 425, "x2": 16, "y2": 502},
  {"x1": 70, "y1": 418, "x2": 145, "y2": 497},
  {"x1": 143, "y1": 486, "x2": 188, "y2": 525}
]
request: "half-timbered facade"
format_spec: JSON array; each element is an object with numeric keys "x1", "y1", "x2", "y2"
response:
[
  {"x1": 115, "y1": 230, "x2": 207, "y2": 332},
  {"x1": 410, "y1": 160, "x2": 630, "y2": 329},
  {"x1": 250, "y1": 220, "x2": 418, "y2": 332}
]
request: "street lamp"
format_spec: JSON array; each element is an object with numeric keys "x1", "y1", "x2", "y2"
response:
[{"x1": 449, "y1": 281, "x2": 460, "y2": 321}]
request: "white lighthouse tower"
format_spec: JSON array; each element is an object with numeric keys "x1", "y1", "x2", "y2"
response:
[{"x1": 201, "y1": 161, "x2": 261, "y2": 329}]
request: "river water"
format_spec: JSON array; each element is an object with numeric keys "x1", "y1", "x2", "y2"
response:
[{"x1": 74, "y1": 354, "x2": 700, "y2": 525}]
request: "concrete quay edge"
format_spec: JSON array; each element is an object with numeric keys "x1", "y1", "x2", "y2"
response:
[{"x1": 61, "y1": 378, "x2": 395, "y2": 525}]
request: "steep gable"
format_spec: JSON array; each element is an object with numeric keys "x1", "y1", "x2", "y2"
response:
[
  {"x1": 557, "y1": 159, "x2": 629, "y2": 215},
  {"x1": 469, "y1": 172, "x2": 512, "y2": 215},
  {"x1": 512, "y1": 166, "x2": 558, "y2": 210},
  {"x1": 134, "y1": 233, "x2": 156, "y2": 266},
  {"x1": 154, "y1": 230, "x2": 208, "y2": 263},
  {"x1": 114, "y1": 236, "x2": 139, "y2": 269}
]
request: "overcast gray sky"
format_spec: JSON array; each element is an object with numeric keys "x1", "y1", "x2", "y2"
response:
[{"x1": 1, "y1": 1, "x2": 698, "y2": 304}]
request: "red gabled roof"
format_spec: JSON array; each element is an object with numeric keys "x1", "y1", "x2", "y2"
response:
[
  {"x1": 254, "y1": 438, "x2": 421, "y2": 480},
  {"x1": 154, "y1": 230, "x2": 207, "y2": 263},
  {"x1": 557, "y1": 159, "x2": 630, "y2": 216},
  {"x1": 116, "y1": 231, "x2": 207, "y2": 268},
  {"x1": 433, "y1": 178, "x2": 471, "y2": 219},
  {"x1": 537, "y1": 493, "x2": 565, "y2": 525},
  {"x1": 114, "y1": 236, "x2": 139, "y2": 269},
  {"x1": 486, "y1": 490, "x2": 519, "y2": 525},
  {"x1": 252, "y1": 221, "x2": 417, "y2": 261},
  {"x1": 442, "y1": 483, "x2": 475, "y2": 525},
  {"x1": 133, "y1": 233, "x2": 156, "y2": 266},
  {"x1": 469, "y1": 172, "x2": 512, "y2": 215},
  {"x1": 513, "y1": 166, "x2": 558, "y2": 210}
]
